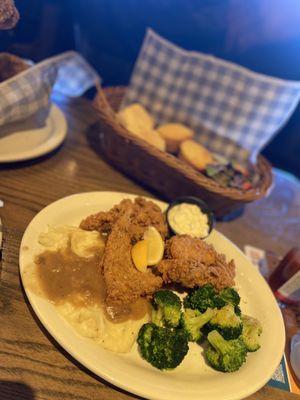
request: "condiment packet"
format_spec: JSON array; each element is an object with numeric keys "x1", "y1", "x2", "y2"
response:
[{"x1": 244, "y1": 245, "x2": 268, "y2": 277}]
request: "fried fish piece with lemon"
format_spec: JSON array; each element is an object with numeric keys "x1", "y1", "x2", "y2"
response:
[{"x1": 131, "y1": 226, "x2": 164, "y2": 272}]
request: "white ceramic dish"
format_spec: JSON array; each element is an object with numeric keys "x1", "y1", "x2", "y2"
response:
[
  {"x1": 0, "y1": 103, "x2": 67, "y2": 162},
  {"x1": 19, "y1": 191, "x2": 285, "y2": 400}
]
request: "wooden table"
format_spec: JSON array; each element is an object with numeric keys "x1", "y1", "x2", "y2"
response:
[{"x1": 0, "y1": 94, "x2": 299, "y2": 400}]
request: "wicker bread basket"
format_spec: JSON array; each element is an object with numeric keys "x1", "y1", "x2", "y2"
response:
[{"x1": 93, "y1": 86, "x2": 273, "y2": 218}]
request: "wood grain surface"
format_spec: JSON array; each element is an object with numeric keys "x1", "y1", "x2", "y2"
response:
[{"x1": 0, "y1": 94, "x2": 299, "y2": 400}]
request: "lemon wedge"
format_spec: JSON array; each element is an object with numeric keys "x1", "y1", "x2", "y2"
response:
[
  {"x1": 131, "y1": 239, "x2": 148, "y2": 272},
  {"x1": 143, "y1": 226, "x2": 164, "y2": 266}
]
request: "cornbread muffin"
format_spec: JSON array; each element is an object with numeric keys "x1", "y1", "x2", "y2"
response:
[
  {"x1": 117, "y1": 103, "x2": 154, "y2": 138},
  {"x1": 179, "y1": 139, "x2": 214, "y2": 170},
  {"x1": 143, "y1": 130, "x2": 166, "y2": 151},
  {"x1": 117, "y1": 103, "x2": 165, "y2": 150},
  {"x1": 157, "y1": 123, "x2": 194, "y2": 153}
]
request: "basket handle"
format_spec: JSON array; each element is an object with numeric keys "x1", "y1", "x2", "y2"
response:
[{"x1": 93, "y1": 84, "x2": 117, "y2": 120}]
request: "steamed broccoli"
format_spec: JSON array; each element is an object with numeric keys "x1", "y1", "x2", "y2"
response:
[
  {"x1": 204, "y1": 304, "x2": 243, "y2": 340},
  {"x1": 219, "y1": 287, "x2": 241, "y2": 316},
  {"x1": 234, "y1": 305, "x2": 242, "y2": 316},
  {"x1": 241, "y1": 315, "x2": 263, "y2": 352},
  {"x1": 181, "y1": 308, "x2": 217, "y2": 342},
  {"x1": 220, "y1": 287, "x2": 240, "y2": 307},
  {"x1": 205, "y1": 330, "x2": 247, "y2": 372},
  {"x1": 152, "y1": 290, "x2": 182, "y2": 328},
  {"x1": 137, "y1": 323, "x2": 189, "y2": 370},
  {"x1": 183, "y1": 284, "x2": 226, "y2": 313}
]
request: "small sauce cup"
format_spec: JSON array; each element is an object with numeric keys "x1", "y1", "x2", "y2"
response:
[{"x1": 166, "y1": 196, "x2": 215, "y2": 239}]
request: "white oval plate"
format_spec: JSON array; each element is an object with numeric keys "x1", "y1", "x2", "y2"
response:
[
  {"x1": 19, "y1": 192, "x2": 285, "y2": 400},
  {"x1": 0, "y1": 103, "x2": 67, "y2": 162}
]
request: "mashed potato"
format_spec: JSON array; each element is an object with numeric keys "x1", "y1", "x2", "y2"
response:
[
  {"x1": 37, "y1": 226, "x2": 149, "y2": 353},
  {"x1": 38, "y1": 225, "x2": 105, "y2": 256},
  {"x1": 57, "y1": 302, "x2": 149, "y2": 353}
]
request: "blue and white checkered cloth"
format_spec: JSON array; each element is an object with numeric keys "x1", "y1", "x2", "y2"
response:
[
  {"x1": 122, "y1": 29, "x2": 300, "y2": 162},
  {"x1": 0, "y1": 51, "x2": 100, "y2": 127}
]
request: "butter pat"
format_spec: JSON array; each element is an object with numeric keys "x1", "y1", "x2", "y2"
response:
[{"x1": 168, "y1": 203, "x2": 209, "y2": 238}]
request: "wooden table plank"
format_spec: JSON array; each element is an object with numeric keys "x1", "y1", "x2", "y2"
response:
[{"x1": 0, "y1": 95, "x2": 299, "y2": 400}]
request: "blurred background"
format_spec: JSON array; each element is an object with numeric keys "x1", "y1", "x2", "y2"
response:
[{"x1": 1, "y1": 0, "x2": 300, "y2": 178}]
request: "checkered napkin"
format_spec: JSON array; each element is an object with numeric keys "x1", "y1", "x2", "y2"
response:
[
  {"x1": 122, "y1": 29, "x2": 300, "y2": 162},
  {"x1": 0, "y1": 51, "x2": 100, "y2": 127}
]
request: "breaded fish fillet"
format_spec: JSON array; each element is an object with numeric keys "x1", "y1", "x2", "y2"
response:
[
  {"x1": 157, "y1": 235, "x2": 235, "y2": 290},
  {"x1": 81, "y1": 198, "x2": 166, "y2": 306},
  {"x1": 80, "y1": 197, "x2": 168, "y2": 240},
  {"x1": 101, "y1": 207, "x2": 163, "y2": 306}
]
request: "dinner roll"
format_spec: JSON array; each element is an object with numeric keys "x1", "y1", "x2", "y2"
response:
[
  {"x1": 117, "y1": 103, "x2": 154, "y2": 138},
  {"x1": 157, "y1": 123, "x2": 194, "y2": 153},
  {"x1": 179, "y1": 140, "x2": 214, "y2": 170},
  {"x1": 143, "y1": 130, "x2": 166, "y2": 151}
]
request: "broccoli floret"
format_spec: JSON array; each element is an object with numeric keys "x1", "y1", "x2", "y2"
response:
[
  {"x1": 220, "y1": 287, "x2": 241, "y2": 316},
  {"x1": 181, "y1": 308, "x2": 217, "y2": 342},
  {"x1": 219, "y1": 287, "x2": 240, "y2": 307},
  {"x1": 152, "y1": 290, "x2": 182, "y2": 328},
  {"x1": 183, "y1": 284, "x2": 226, "y2": 313},
  {"x1": 241, "y1": 315, "x2": 263, "y2": 352},
  {"x1": 234, "y1": 305, "x2": 242, "y2": 316},
  {"x1": 137, "y1": 323, "x2": 189, "y2": 370},
  {"x1": 205, "y1": 304, "x2": 243, "y2": 340},
  {"x1": 183, "y1": 285, "x2": 243, "y2": 316},
  {"x1": 205, "y1": 330, "x2": 247, "y2": 372}
]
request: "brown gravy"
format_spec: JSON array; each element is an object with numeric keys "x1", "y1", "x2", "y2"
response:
[
  {"x1": 104, "y1": 298, "x2": 151, "y2": 323},
  {"x1": 35, "y1": 248, "x2": 105, "y2": 307},
  {"x1": 35, "y1": 247, "x2": 150, "y2": 323}
]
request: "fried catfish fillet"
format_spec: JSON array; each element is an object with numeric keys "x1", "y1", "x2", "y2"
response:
[
  {"x1": 80, "y1": 197, "x2": 167, "y2": 306},
  {"x1": 101, "y1": 207, "x2": 163, "y2": 306},
  {"x1": 157, "y1": 235, "x2": 235, "y2": 290},
  {"x1": 80, "y1": 197, "x2": 168, "y2": 240}
]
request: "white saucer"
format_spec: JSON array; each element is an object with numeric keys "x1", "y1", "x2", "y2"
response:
[{"x1": 0, "y1": 103, "x2": 67, "y2": 162}]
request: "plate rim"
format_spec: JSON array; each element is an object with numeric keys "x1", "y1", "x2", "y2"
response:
[
  {"x1": 0, "y1": 103, "x2": 67, "y2": 163},
  {"x1": 19, "y1": 191, "x2": 286, "y2": 400}
]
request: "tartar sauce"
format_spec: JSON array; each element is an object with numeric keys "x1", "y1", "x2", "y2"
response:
[{"x1": 168, "y1": 203, "x2": 209, "y2": 238}]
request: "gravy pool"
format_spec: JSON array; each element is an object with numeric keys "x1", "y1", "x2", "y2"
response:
[{"x1": 35, "y1": 247, "x2": 150, "y2": 322}]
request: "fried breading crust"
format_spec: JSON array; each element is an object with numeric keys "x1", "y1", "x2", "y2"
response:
[
  {"x1": 158, "y1": 235, "x2": 235, "y2": 290},
  {"x1": 80, "y1": 197, "x2": 168, "y2": 240},
  {"x1": 100, "y1": 206, "x2": 163, "y2": 306},
  {"x1": 80, "y1": 199, "x2": 132, "y2": 234}
]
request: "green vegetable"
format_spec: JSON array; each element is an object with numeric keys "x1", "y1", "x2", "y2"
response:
[
  {"x1": 219, "y1": 287, "x2": 240, "y2": 307},
  {"x1": 205, "y1": 330, "x2": 247, "y2": 372},
  {"x1": 183, "y1": 284, "x2": 226, "y2": 313},
  {"x1": 206, "y1": 164, "x2": 222, "y2": 177},
  {"x1": 152, "y1": 290, "x2": 182, "y2": 328},
  {"x1": 241, "y1": 315, "x2": 263, "y2": 352},
  {"x1": 234, "y1": 305, "x2": 242, "y2": 316},
  {"x1": 137, "y1": 323, "x2": 189, "y2": 370},
  {"x1": 205, "y1": 304, "x2": 243, "y2": 340},
  {"x1": 181, "y1": 308, "x2": 217, "y2": 342}
]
